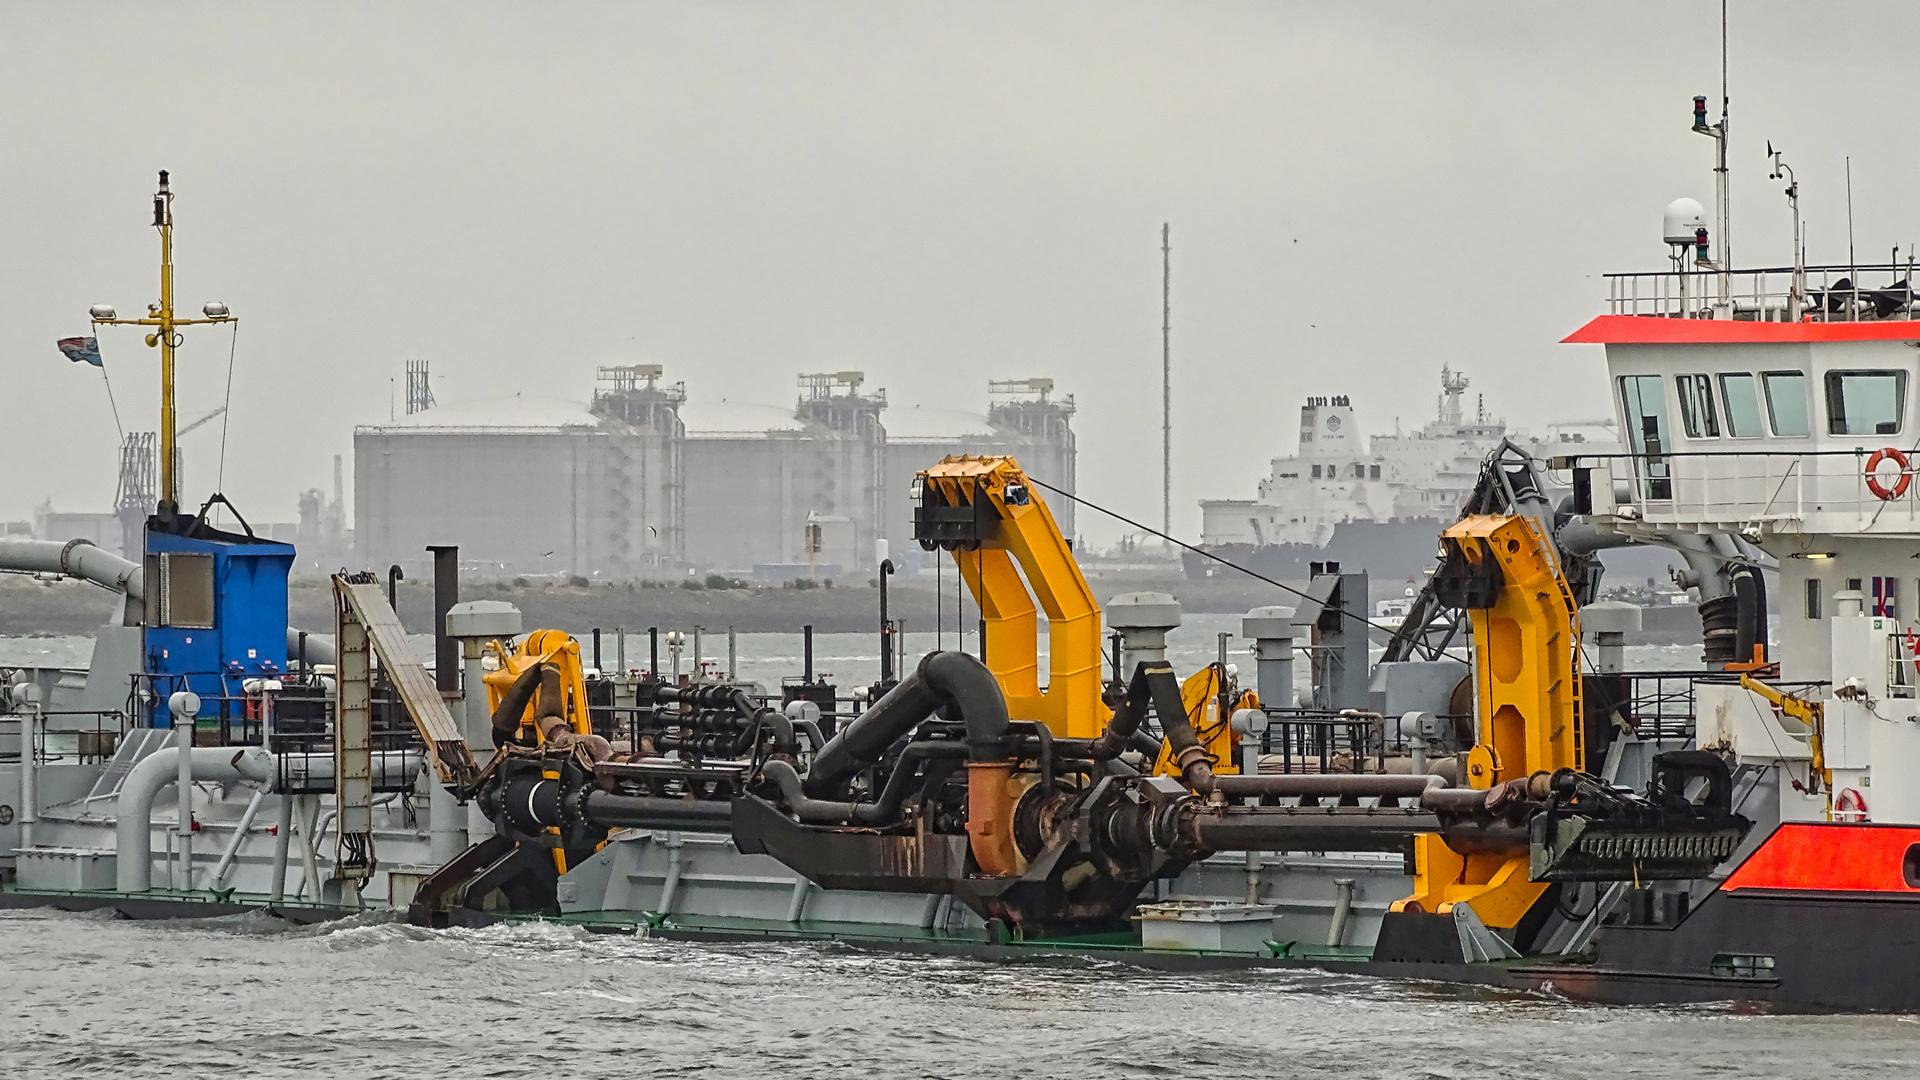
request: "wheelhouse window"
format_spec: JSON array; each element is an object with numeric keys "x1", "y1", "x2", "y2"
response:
[
  {"x1": 1676, "y1": 374, "x2": 1720, "y2": 438},
  {"x1": 1763, "y1": 371, "x2": 1810, "y2": 437},
  {"x1": 1718, "y1": 373, "x2": 1763, "y2": 437},
  {"x1": 1825, "y1": 370, "x2": 1908, "y2": 436},
  {"x1": 1618, "y1": 374, "x2": 1671, "y2": 499}
]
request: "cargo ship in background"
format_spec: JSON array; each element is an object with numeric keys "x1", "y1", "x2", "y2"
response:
[{"x1": 1186, "y1": 368, "x2": 1621, "y2": 585}]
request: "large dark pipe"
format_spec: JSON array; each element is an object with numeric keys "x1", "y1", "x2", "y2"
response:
[
  {"x1": 1422, "y1": 786, "x2": 1504, "y2": 814},
  {"x1": 1090, "y1": 662, "x2": 1172, "y2": 761},
  {"x1": 1185, "y1": 805, "x2": 1443, "y2": 854},
  {"x1": 763, "y1": 746, "x2": 964, "y2": 825},
  {"x1": 1135, "y1": 660, "x2": 1215, "y2": 793},
  {"x1": 803, "y1": 624, "x2": 814, "y2": 682},
  {"x1": 804, "y1": 650, "x2": 1008, "y2": 799},
  {"x1": 1732, "y1": 564, "x2": 1767, "y2": 665},
  {"x1": 1212, "y1": 773, "x2": 1446, "y2": 800},
  {"x1": 582, "y1": 790, "x2": 733, "y2": 830},
  {"x1": 490, "y1": 663, "x2": 544, "y2": 747},
  {"x1": 428, "y1": 545, "x2": 459, "y2": 693},
  {"x1": 537, "y1": 664, "x2": 564, "y2": 724}
]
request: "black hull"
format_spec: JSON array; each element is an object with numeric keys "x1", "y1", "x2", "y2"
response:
[
  {"x1": 1185, "y1": 520, "x2": 1448, "y2": 584},
  {"x1": 1353, "y1": 885, "x2": 1920, "y2": 1012}
]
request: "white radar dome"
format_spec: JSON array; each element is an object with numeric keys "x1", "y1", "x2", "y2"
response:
[{"x1": 1663, "y1": 198, "x2": 1707, "y2": 245}]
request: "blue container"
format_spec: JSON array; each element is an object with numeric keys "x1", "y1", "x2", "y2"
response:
[{"x1": 143, "y1": 521, "x2": 295, "y2": 728}]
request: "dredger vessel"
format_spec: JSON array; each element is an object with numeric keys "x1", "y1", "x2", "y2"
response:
[{"x1": 11, "y1": 143, "x2": 1920, "y2": 1013}]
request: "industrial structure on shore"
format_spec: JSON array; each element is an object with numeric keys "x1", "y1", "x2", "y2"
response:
[{"x1": 352, "y1": 365, "x2": 1076, "y2": 578}]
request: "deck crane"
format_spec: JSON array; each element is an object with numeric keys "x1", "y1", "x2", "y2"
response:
[{"x1": 913, "y1": 454, "x2": 1248, "y2": 770}]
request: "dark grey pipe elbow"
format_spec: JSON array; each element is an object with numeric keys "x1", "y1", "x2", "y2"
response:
[
  {"x1": 803, "y1": 650, "x2": 1008, "y2": 799},
  {"x1": 490, "y1": 663, "x2": 544, "y2": 747},
  {"x1": 765, "y1": 759, "x2": 887, "y2": 824}
]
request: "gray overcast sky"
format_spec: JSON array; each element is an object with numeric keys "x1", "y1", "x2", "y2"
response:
[{"x1": 6, "y1": 2, "x2": 1917, "y2": 546}]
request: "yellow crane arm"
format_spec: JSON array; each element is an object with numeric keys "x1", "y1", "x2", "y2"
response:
[
  {"x1": 916, "y1": 456, "x2": 1109, "y2": 739},
  {"x1": 482, "y1": 629, "x2": 593, "y2": 744},
  {"x1": 1739, "y1": 673, "x2": 1827, "y2": 795},
  {"x1": 1399, "y1": 512, "x2": 1582, "y2": 928}
]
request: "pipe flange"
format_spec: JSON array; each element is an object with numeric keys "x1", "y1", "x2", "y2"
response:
[{"x1": 57, "y1": 537, "x2": 96, "y2": 577}]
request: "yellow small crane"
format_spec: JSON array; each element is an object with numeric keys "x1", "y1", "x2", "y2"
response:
[{"x1": 1738, "y1": 673, "x2": 1828, "y2": 801}]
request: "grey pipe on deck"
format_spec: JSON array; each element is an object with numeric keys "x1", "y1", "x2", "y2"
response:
[
  {"x1": 0, "y1": 538, "x2": 144, "y2": 624},
  {"x1": 116, "y1": 746, "x2": 274, "y2": 893},
  {"x1": 0, "y1": 536, "x2": 334, "y2": 657}
]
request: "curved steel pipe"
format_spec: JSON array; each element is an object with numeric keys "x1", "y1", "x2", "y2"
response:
[
  {"x1": 490, "y1": 663, "x2": 544, "y2": 747},
  {"x1": 804, "y1": 651, "x2": 1009, "y2": 799},
  {"x1": 0, "y1": 537, "x2": 144, "y2": 624},
  {"x1": 116, "y1": 746, "x2": 274, "y2": 893}
]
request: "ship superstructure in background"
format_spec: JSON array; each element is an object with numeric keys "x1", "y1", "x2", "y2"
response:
[
  {"x1": 1188, "y1": 367, "x2": 1617, "y2": 583},
  {"x1": 352, "y1": 368, "x2": 1075, "y2": 580}
]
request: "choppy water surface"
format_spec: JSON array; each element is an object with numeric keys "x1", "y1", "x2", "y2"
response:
[{"x1": 1, "y1": 908, "x2": 1915, "y2": 1079}]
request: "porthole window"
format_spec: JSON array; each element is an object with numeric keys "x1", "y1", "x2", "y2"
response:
[{"x1": 1710, "y1": 953, "x2": 1777, "y2": 979}]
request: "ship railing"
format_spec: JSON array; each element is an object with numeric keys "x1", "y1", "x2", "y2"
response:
[
  {"x1": 1606, "y1": 262, "x2": 1919, "y2": 322},
  {"x1": 1590, "y1": 671, "x2": 1829, "y2": 750},
  {"x1": 1256, "y1": 709, "x2": 1389, "y2": 775},
  {"x1": 0, "y1": 710, "x2": 130, "y2": 765},
  {"x1": 1563, "y1": 449, "x2": 1920, "y2": 530}
]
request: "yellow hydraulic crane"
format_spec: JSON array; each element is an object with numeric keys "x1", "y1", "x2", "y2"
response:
[
  {"x1": 915, "y1": 455, "x2": 1248, "y2": 771},
  {"x1": 915, "y1": 456, "x2": 1109, "y2": 739},
  {"x1": 484, "y1": 629, "x2": 594, "y2": 745},
  {"x1": 1738, "y1": 674, "x2": 1828, "y2": 804},
  {"x1": 1397, "y1": 513, "x2": 1584, "y2": 928}
]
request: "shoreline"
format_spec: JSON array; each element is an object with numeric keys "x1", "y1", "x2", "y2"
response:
[{"x1": 0, "y1": 571, "x2": 1704, "y2": 644}]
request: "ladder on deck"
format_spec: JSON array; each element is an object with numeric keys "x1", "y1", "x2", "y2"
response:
[{"x1": 332, "y1": 575, "x2": 482, "y2": 882}]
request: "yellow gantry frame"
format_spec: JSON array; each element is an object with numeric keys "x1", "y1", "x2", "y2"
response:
[
  {"x1": 1149, "y1": 665, "x2": 1251, "y2": 777},
  {"x1": 1398, "y1": 514, "x2": 1584, "y2": 928},
  {"x1": 482, "y1": 629, "x2": 594, "y2": 743},
  {"x1": 91, "y1": 172, "x2": 235, "y2": 516},
  {"x1": 922, "y1": 456, "x2": 1110, "y2": 739}
]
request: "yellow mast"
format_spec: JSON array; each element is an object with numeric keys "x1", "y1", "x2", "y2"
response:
[{"x1": 91, "y1": 170, "x2": 235, "y2": 520}]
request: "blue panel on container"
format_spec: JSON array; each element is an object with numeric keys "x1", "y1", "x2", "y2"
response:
[{"x1": 144, "y1": 520, "x2": 295, "y2": 727}]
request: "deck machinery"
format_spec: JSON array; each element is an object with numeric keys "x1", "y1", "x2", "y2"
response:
[
  {"x1": 412, "y1": 455, "x2": 1745, "y2": 941},
  {"x1": 16, "y1": 172, "x2": 1912, "y2": 1012}
]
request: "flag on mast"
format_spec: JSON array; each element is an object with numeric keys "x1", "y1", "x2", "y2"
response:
[{"x1": 57, "y1": 336, "x2": 103, "y2": 367}]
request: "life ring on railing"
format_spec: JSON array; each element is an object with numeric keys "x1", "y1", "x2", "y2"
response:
[
  {"x1": 1865, "y1": 447, "x2": 1912, "y2": 500},
  {"x1": 1836, "y1": 787, "x2": 1870, "y2": 823}
]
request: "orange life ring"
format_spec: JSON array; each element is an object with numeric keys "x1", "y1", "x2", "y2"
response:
[{"x1": 1865, "y1": 447, "x2": 1912, "y2": 500}]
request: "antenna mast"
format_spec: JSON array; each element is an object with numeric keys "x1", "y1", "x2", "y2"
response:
[
  {"x1": 1692, "y1": 0, "x2": 1731, "y2": 313},
  {"x1": 90, "y1": 171, "x2": 236, "y2": 520},
  {"x1": 1161, "y1": 223, "x2": 1171, "y2": 544}
]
